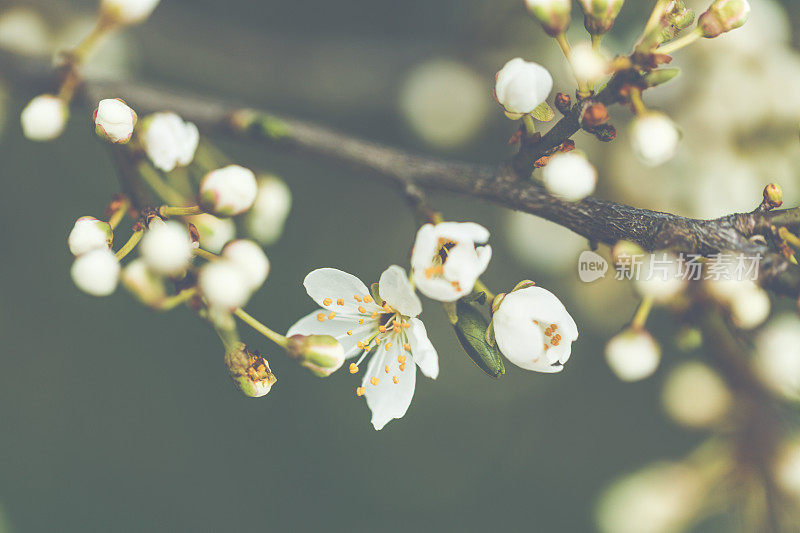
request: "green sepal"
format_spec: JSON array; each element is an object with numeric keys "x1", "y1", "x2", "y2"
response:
[
  {"x1": 453, "y1": 301, "x2": 505, "y2": 378},
  {"x1": 370, "y1": 282, "x2": 382, "y2": 305},
  {"x1": 531, "y1": 102, "x2": 555, "y2": 122}
]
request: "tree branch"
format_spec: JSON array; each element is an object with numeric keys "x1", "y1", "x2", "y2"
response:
[{"x1": 4, "y1": 49, "x2": 800, "y2": 297}]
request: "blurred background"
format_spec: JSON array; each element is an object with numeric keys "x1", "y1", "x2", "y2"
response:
[{"x1": 0, "y1": 0, "x2": 799, "y2": 531}]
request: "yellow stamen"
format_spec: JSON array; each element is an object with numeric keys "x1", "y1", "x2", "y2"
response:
[
  {"x1": 392, "y1": 376, "x2": 399, "y2": 384},
  {"x1": 323, "y1": 298, "x2": 332, "y2": 306},
  {"x1": 370, "y1": 377, "x2": 379, "y2": 386},
  {"x1": 337, "y1": 298, "x2": 344, "y2": 306},
  {"x1": 356, "y1": 387, "x2": 365, "y2": 397},
  {"x1": 385, "y1": 365, "x2": 390, "y2": 374},
  {"x1": 316, "y1": 313, "x2": 326, "y2": 322},
  {"x1": 358, "y1": 306, "x2": 366, "y2": 314},
  {"x1": 349, "y1": 363, "x2": 359, "y2": 374},
  {"x1": 328, "y1": 312, "x2": 336, "y2": 320},
  {"x1": 364, "y1": 295, "x2": 373, "y2": 303}
]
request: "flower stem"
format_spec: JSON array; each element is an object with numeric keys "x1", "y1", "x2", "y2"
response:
[
  {"x1": 554, "y1": 32, "x2": 571, "y2": 59},
  {"x1": 137, "y1": 162, "x2": 187, "y2": 206},
  {"x1": 522, "y1": 115, "x2": 537, "y2": 136},
  {"x1": 591, "y1": 34, "x2": 604, "y2": 50},
  {"x1": 159, "y1": 205, "x2": 202, "y2": 217},
  {"x1": 474, "y1": 280, "x2": 496, "y2": 302},
  {"x1": 192, "y1": 248, "x2": 218, "y2": 262},
  {"x1": 631, "y1": 296, "x2": 654, "y2": 330},
  {"x1": 107, "y1": 199, "x2": 130, "y2": 230},
  {"x1": 234, "y1": 308, "x2": 289, "y2": 348},
  {"x1": 114, "y1": 228, "x2": 144, "y2": 260},
  {"x1": 628, "y1": 88, "x2": 647, "y2": 116},
  {"x1": 658, "y1": 29, "x2": 701, "y2": 55},
  {"x1": 158, "y1": 288, "x2": 198, "y2": 311}
]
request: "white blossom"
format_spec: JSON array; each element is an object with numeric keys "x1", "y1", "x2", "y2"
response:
[
  {"x1": 570, "y1": 41, "x2": 609, "y2": 84},
  {"x1": 0, "y1": 7, "x2": 52, "y2": 56},
  {"x1": 71, "y1": 248, "x2": 120, "y2": 297},
  {"x1": 492, "y1": 286, "x2": 578, "y2": 373},
  {"x1": 542, "y1": 152, "x2": 597, "y2": 202},
  {"x1": 661, "y1": 361, "x2": 731, "y2": 428},
  {"x1": 706, "y1": 279, "x2": 770, "y2": 329},
  {"x1": 411, "y1": 222, "x2": 492, "y2": 302},
  {"x1": 494, "y1": 58, "x2": 553, "y2": 119},
  {"x1": 630, "y1": 112, "x2": 681, "y2": 167},
  {"x1": 100, "y1": 0, "x2": 161, "y2": 25},
  {"x1": 93, "y1": 98, "x2": 137, "y2": 144},
  {"x1": 186, "y1": 213, "x2": 236, "y2": 254},
  {"x1": 68, "y1": 216, "x2": 113, "y2": 256},
  {"x1": 140, "y1": 112, "x2": 199, "y2": 172},
  {"x1": 200, "y1": 165, "x2": 258, "y2": 217},
  {"x1": 753, "y1": 313, "x2": 800, "y2": 401},
  {"x1": 287, "y1": 266, "x2": 438, "y2": 430},
  {"x1": 198, "y1": 260, "x2": 252, "y2": 310},
  {"x1": 121, "y1": 258, "x2": 167, "y2": 306},
  {"x1": 605, "y1": 328, "x2": 660, "y2": 382},
  {"x1": 20, "y1": 94, "x2": 68, "y2": 141},
  {"x1": 245, "y1": 176, "x2": 292, "y2": 245},
  {"x1": 222, "y1": 239, "x2": 270, "y2": 291},
  {"x1": 139, "y1": 220, "x2": 193, "y2": 276}
]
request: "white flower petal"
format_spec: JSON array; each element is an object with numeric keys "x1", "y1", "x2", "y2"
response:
[
  {"x1": 303, "y1": 268, "x2": 382, "y2": 316},
  {"x1": 406, "y1": 318, "x2": 438, "y2": 379},
  {"x1": 287, "y1": 310, "x2": 376, "y2": 359},
  {"x1": 494, "y1": 314, "x2": 548, "y2": 370},
  {"x1": 379, "y1": 265, "x2": 422, "y2": 317},
  {"x1": 363, "y1": 343, "x2": 416, "y2": 430}
]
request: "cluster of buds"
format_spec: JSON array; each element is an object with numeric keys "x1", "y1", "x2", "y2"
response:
[
  {"x1": 198, "y1": 239, "x2": 270, "y2": 310},
  {"x1": 68, "y1": 216, "x2": 119, "y2": 296}
]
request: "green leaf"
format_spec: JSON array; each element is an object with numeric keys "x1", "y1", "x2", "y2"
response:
[
  {"x1": 453, "y1": 301, "x2": 505, "y2": 378},
  {"x1": 531, "y1": 102, "x2": 555, "y2": 122}
]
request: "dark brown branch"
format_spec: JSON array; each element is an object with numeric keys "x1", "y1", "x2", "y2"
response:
[{"x1": 4, "y1": 49, "x2": 800, "y2": 297}]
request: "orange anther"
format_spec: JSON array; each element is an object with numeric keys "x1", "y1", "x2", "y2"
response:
[
  {"x1": 316, "y1": 313, "x2": 326, "y2": 322},
  {"x1": 323, "y1": 298, "x2": 332, "y2": 306},
  {"x1": 370, "y1": 377, "x2": 379, "y2": 386},
  {"x1": 385, "y1": 365, "x2": 390, "y2": 373},
  {"x1": 392, "y1": 376, "x2": 399, "y2": 384},
  {"x1": 364, "y1": 295, "x2": 373, "y2": 303},
  {"x1": 356, "y1": 387, "x2": 365, "y2": 397},
  {"x1": 385, "y1": 342, "x2": 393, "y2": 349},
  {"x1": 337, "y1": 298, "x2": 344, "y2": 306},
  {"x1": 328, "y1": 312, "x2": 336, "y2": 319},
  {"x1": 398, "y1": 355, "x2": 407, "y2": 364},
  {"x1": 347, "y1": 330, "x2": 353, "y2": 336},
  {"x1": 424, "y1": 266, "x2": 444, "y2": 279},
  {"x1": 399, "y1": 363, "x2": 406, "y2": 371},
  {"x1": 349, "y1": 363, "x2": 359, "y2": 374},
  {"x1": 358, "y1": 319, "x2": 365, "y2": 324},
  {"x1": 403, "y1": 344, "x2": 411, "y2": 352},
  {"x1": 354, "y1": 295, "x2": 362, "y2": 302},
  {"x1": 379, "y1": 326, "x2": 387, "y2": 333},
  {"x1": 358, "y1": 306, "x2": 366, "y2": 314}
]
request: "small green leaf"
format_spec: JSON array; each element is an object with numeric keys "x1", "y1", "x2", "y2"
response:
[
  {"x1": 531, "y1": 102, "x2": 555, "y2": 122},
  {"x1": 643, "y1": 68, "x2": 681, "y2": 88},
  {"x1": 453, "y1": 301, "x2": 505, "y2": 378}
]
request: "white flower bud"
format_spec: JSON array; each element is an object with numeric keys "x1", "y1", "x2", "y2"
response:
[
  {"x1": 68, "y1": 216, "x2": 113, "y2": 256},
  {"x1": 222, "y1": 240, "x2": 270, "y2": 291},
  {"x1": 100, "y1": 0, "x2": 161, "y2": 25},
  {"x1": 93, "y1": 98, "x2": 137, "y2": 144},
  {"x1": 121, "y1": 258, "x2": 167, "y2": 306},
  {"x1": 140, "y1": 112, "x2": 199, "y2": 172},
  {"x1": 570, "y1": 41, "x2": 609, "y2": 84},
  {"x1": 198, "y1": 260, "x2": 252, "y2": 310},
  {"x1": 494, "y1": 58, "x2": 553, "y2": 119},
  {"x1": 0, "y1": 7, "x2": 52, "y2": 56},
  {"x1": 605, "y1": 328, "x2": 660, "y2": 382},
  {"x1": 139, "y1": 220, "x2": 193, "y2": 276},
  {"x1": 630, "y1": 112, "x2": 681, "y2": 167},
  {"x1": 200, "y1": 165, "x2": 258, "y2": 217},
  {"x1": 20, "y1": 94, "x2": 68, "y2": 141},
  {"x1": 728, "y1": 285, "x2": 770, "y2": 330},
  {"x1": 661, "y1": 361, "x2": 731, "y2": 428},
  {"x1": 224, "y1": 343, "x2": 276, "y2": 398},
  {"x1": 245, "y1": 176, "x2": 292, "y2": 246},
  {"x1": 577, "y1": 0, "x2": 626, "y2": 35},
  {"x1": 753, "y1": 313, "x2": 800, "y2": 401},
  {"x1": 287, "y1": 334, "x2": 346, "y2": 377},
  {"x1": 542, "y1": 152, "x2": 597, "y2": 202},
  {"x1": 699, "y1": 0, "x2": 750, "y2": 39},
  {"x1": 71, "y1": 248, "x2": 120, "y2": 297},
  {"x1": 524, "y1": 0, "x2": 571, "y2": 37},
  {"x1": 633, "y1": 254, "x2": 686, "y2": 303},
  {"x1": 186, "y1": 213, "x2": 236, "y2": 254}
]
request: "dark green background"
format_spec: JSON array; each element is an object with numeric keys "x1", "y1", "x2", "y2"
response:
[{"x1": 1, "y1": 1, "x2": 797, "y2": 531}]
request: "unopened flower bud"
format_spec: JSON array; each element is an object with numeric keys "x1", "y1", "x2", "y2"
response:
[
  {"x1": 578, "y1": 0, "x2": 625, "y2": 36},
  {"x1": 198, "y1": 260, "x2": 252, "y2": 310},
  {"x1": 68, "y1": 216, "x2": 113, "y2": 256},
  {"x1": 581, "y1": 102, "x2": 609, "y2": 128},
  {"x1": 93, "y1": 98, "x2": 137, "y2": 144},
  {"x1": 100, "y1": 0, "x2": 161, "y2": 26},
  {"x1": 245, "y1": 175, "x2": 292, "y2": 246},
  {"x1": 554, "y1": 92, "x2": 572, "y2": 114},
  {"x1": 611, "y1": 240, "x2": 644, "y2": 265},
  {"x1": 200, "y1": 165, "x2": 258, "y2": 217},
  {"x1": 571, "y1": 42, "x2": 610, "y2": 85},
  {"x1": 763, "y1": 183, "x2": 783, "y2": 209},
  {"x1": 630, "y1": 112, "x2": 681, "y2": 167},
  {"x1": 140, "y1": 112, "x2": 199, "y2": 172},
  {"x1": 139, "y1": 220, "x2": 193, "y2": 276},
  {"x1": 222, "y1": 240, "x2": 270, "y2": 291},
  {"x1": 605, "y1": 328, "x2": 661, "y2": 382},
  {"x1": 224, "y1": 342, "x2": 276, "y2": 398},
  {"x1": 494, "y1": 58, "x2": 554, "y2": 119},
  {"x1": 542, "y1": 152, "x2": 597, "y2": 202},
  {"x1": 71, "y1": 248, "x2": 120, "y2": 297},
  {"x1": 20, "y1": 94, "x2": 68, "y2": 141},
  {"x1": 698, "y1": 0, "x2": 750, "y2": 39},
  {"x1": 287, "y1": 334, "x2": 346, "y2": 377},
  {"x1": 121, "y1": 258, "x2": 167, "y2": 306},
  {"x1": 662, "y1": 361, "x2": 731, "y2": 428},
  {"x1": 592, "y1": 123, "x2": 617, "y2": 142},
  {"x1": 185, "y1": 213, "x2": 236, "y2": 254},
  {"x1": 524, "y1": 0, "x2": 571, "y2": 37}
]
